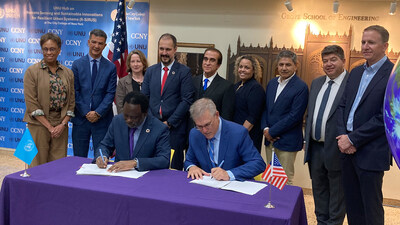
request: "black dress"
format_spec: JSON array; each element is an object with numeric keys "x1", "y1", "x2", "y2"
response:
[{"x1": 234, "y1": 78, "x2": 266, "y2": 152}]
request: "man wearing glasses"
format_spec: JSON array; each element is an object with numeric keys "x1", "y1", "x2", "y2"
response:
[{"x1": 184, "y1": 98, "x2": 265, "y2": 181}]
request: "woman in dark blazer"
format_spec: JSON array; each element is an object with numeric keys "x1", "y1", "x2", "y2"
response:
[
  {"x1": 233, "y1": 55, "x2": 265, "y2": 152},
  {"x1": 115, "y1": 50, "x2": 148, "y2": 114}
]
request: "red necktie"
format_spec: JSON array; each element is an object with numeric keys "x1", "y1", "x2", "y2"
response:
[
  {"x1": 160, "y1": 67, "x2": 168, "y2": 117},
  {"x1": 161, "y1": 67, "x2": 168, "y2": 94}
]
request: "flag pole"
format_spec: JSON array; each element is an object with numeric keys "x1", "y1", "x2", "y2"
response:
[
  {"x1": 265, "y1": 147, "x2": 275, "y2": 209},
  {"x1": 20, "y1": 163, "x2": 30, "y2": 178}
]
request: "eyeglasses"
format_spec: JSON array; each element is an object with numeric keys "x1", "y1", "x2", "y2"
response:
[
  {"x1": 42, "y1": 48, "x2": 58, "y2": 53},
  {"x1": 195, "y1": 117, "x2": 215, "y2": 131}
]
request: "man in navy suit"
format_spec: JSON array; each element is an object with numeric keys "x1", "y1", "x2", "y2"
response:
[
  {"x1": 184, "y1": 98, "x2": 265, "y2": 181},
  {"x1": 94, "y1": 92, "x2": 170, "y2": 171},
  {"x1": 71, "y1": 29, "x2": 117, "y2": 157},
  {"x1": 142, "y1": 33, "x2": 194, "y2": 170},
  {"x1": 192, "y1": 48, "x2": 235, "y2": 121},
  {"x1": 337, "y1": 25, "x2": 393, "y2": 225},
  {"x1": 304, "y1": 45, "x2": 348, "y2": 224},
  {"x1": 262, "y1": 50, "x2": 308, "y2": 185}
]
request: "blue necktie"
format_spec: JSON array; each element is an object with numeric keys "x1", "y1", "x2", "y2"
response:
[
  {"x1": 315, "y1": 80, "x2": 334, "y2": 141},
  {"x1": 203, "y1": 78, "x2": 209, "y2": 91},
  {"x1": 208, "y1": 138, "x2": 216, "y2": 166},
  {"x1": 91, "y1": 59, "x2": 97, "y2": 88}
]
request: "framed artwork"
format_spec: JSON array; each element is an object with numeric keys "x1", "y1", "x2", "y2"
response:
[{"x1": 175, "y1": 42, "x2": 215, "y2": 76}]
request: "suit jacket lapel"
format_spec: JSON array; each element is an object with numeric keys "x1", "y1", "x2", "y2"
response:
[
  {"x1": 162, "y1": 62, "x2": 177, "y2": 95},
  {"x1": 92, "y1": 56, "x2": 105, "y2": 92},
  {"x1": 327, "y1": 72, "x2": 349, "y2": 119},
  {"x1": 217, "y1": 119, "x2": 228, "y2": 167},
  {"x1": 267, "y1": 79, "x2": 278, "y2": 113},
  {"x1": 309, "y1": 77, "x2": 325, "y2": 121},
  {"x1": 272, "y1": 75, "x2": 297, "y2": 111},
  {"x1": 204, "y1": 74, "x2": 220, "y2": 96},
  {"x1": 359, "y1": 60, "x2": 390, "y2": 106},
  {"x1": 133, "y1": 117, "x2": 151, "y2": 157}
]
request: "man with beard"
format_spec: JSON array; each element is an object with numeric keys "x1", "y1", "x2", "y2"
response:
[{"x1": 142, "y1": 33, "x2": 194, "y2": 170}]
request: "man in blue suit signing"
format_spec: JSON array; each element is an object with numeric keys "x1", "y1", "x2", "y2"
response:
[
  {"x1": 71, "y1": 29, "x2": 117, "y2": 157},
  {"x1": 94, "y1": 92, "x2": 170, "y2": 171},
  {"x1": 142, "y1": 33, "x2": 194, "y2": 170},
  {"x1": 184, "y1": 98, "x2": 265, "y2": 181},
  {"x1": 262, "y1": 50, "x2": 308, "y2": 185}
]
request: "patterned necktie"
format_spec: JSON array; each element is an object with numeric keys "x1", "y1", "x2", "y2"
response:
[
  {"x1": 203, "y1": 78, "x2": 209, "y2": 91},
  {"x1": 161, "y1": 67, "x2": 168, "y2": 94},
  {"x1": 315, "y1": 80, "x2": 334, "y2": 141},
  {"x1": 208, "y1": 138, "x2": 216, "y2": 166},
  {"x1": 91, "y1": 59, "x2": 97, "y2": 88},
  {"x1": 160, "y1": 67, "x2": 169, "y2": 117},
  {"x1": 129, "y1": 128, "x2": 137, "y2": 159}
]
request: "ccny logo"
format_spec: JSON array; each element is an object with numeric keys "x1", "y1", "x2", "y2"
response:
[
  {"x1": 24, "y1": 140, "x2": 35, "y2": 152},
  {"x1": 0, "y1": 8, "x2": 5, "y2": 19}
]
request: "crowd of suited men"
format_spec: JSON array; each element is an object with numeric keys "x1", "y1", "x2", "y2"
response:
[{"x1": 23, "y1": 24, "x2": 393, "y2": 225}]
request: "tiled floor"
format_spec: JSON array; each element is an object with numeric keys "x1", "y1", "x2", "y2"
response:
[{"x1": 1, "y1": 149, "x2": 399, "y2": 224}]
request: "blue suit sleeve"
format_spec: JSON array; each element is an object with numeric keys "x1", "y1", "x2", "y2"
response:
[
  {"x1": 94, "y1": 65, "x2": 117, "y2": 117},
  {"x1": 72, "y1": 61, "x2": 90, "y2": 117},
  {"x1": 167, "y1": 69, "x2": 194, "y2": 128},
  {"x1": 269, "y1": 84, "x2": 309, "y2": 138},
  {"x1": 229, "y1": 129, "x2": 266, "y2": 180},
  {"x1": 136, "y1": 125, "x2": 171, "y2": 171}
]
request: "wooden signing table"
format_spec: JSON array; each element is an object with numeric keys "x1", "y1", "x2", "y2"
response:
[{"x1": 0, "y1": 157, "x2": 307, "y2": 225}]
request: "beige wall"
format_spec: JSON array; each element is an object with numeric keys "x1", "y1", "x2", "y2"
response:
[{"x1": 146, "y1": 0, "x2": 400, "y2": 200}]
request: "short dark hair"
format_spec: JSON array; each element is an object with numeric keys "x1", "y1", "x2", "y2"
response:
[
  {"x1": 321, "y1": 45, "x2": 345, "y2": 60},
  {"x1": 126, "y1": 50, "x2": 148, "y2": 74},
  {"x1": 89, "y1": 29, "x2": 107, "y2": 40},
  {"x1": 204, "y1": 48, "x2": 223, "y2": 65},
  {"x1": 158, "y1": 33, "x2": 177, "y2": 48},
  {"x1": 276, "y1": 50, "x2": 297, "y2": 64},
  {"x1": 40, "y1": 33, "x2": 61, "y2": 48},
  {"x1": 123, "y1": 92, "x2": 149, "y2": 113},
  {"x1": 364, "y1": 25, "x2": 389, "y2": 43}
]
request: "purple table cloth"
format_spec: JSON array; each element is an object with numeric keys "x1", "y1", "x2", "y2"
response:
[{"x1": 1, "y1": 156, "x2": 307, "y2": 225}]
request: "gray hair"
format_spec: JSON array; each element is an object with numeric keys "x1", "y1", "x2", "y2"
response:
[
  {"x1": 277, "y1": 50, "x2": 297, "y2": 64},
  {"x1": 190, "y1": 98, "x2": 217, "y2": 121}
]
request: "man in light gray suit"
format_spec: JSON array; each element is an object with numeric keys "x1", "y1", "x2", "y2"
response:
[{"x1": 304, "y1": 45, "x2": 348, "y2": 225}]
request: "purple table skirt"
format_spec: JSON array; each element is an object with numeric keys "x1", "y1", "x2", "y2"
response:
[{"x1": 1, "y1": 156, "x2": 307, "y2": 225}]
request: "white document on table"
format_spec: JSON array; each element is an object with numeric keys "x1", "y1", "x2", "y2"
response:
[
  {"x1": 76, "y1": 163, "x2": 148, "y2": 179},
  {"x1": 221, "y1": 181, "x2": 267, "y2": 195},
  {"x1": 190, "y1": 176, "x2": 267, "y2": 195}
]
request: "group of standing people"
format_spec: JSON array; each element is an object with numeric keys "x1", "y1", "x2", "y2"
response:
[{"x1": 23, "y1": 24, "x2": 393, "y2": 225}]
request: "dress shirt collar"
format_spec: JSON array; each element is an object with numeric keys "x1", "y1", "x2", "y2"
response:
[
  {"x1": 161, "y1": 60, "x2": 175, "y2": 71},
  {"x1": 203, "y1": 72, "x2": 217, "y2": 84},
  {"x1": 88, "y1": 54, "x2": 101, "y2": 62},
  {"x1": 278, "y1": 72, "x2": 295, "y2": 85},
  {"x1": 363, "y1": 55, "x2": 387, "y2": 72},
  {"x1": 210, "y1": 117, "x2": 222, "y2": 142},
  {"x1": 324, "y1": 70, "x2": 346, "y2": 85}
]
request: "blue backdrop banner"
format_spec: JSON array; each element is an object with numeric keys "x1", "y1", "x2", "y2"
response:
[{"x1": 0, "y1": 0, "x2": 149, "y2": 158}]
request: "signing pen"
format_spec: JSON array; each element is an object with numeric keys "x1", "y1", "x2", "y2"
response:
[{"x1": 99, "y1": 149, "x2": 106, "y2": 165}]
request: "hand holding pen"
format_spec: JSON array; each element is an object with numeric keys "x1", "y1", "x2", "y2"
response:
[
  {"x1": 211, "y1": 160, "x2": 229, "y2": 181},
  {"x1": 96, "y1": 149, "x2": 109, "y2": 169}
]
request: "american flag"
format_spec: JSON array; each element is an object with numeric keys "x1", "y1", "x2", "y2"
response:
[
  {"x1": 107, "y1": 0, "x2": 128, "y2": 78},
  {"x1": 261, "y1": 152, "x2": 288, "y2": 190}
]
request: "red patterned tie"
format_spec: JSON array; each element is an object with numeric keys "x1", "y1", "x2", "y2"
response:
[
  {"x1": 160, "y1": 67, "x2": 168, "y2": 117},
  {"x1": 161, "y1": 67, "x2": 168, "y2": 94}
]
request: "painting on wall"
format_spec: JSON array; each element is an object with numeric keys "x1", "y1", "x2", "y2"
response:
[{"x1": 175, "y1": 42, "x2": 215, "y2": 76}]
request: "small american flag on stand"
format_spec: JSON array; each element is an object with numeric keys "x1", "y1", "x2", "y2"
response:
[
  {"x1": 107, "y1": 0, "x2": 128, "y2": 78},
  {"x1": 261, "y1": 152, "x2": 288, "y2": 190}
]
